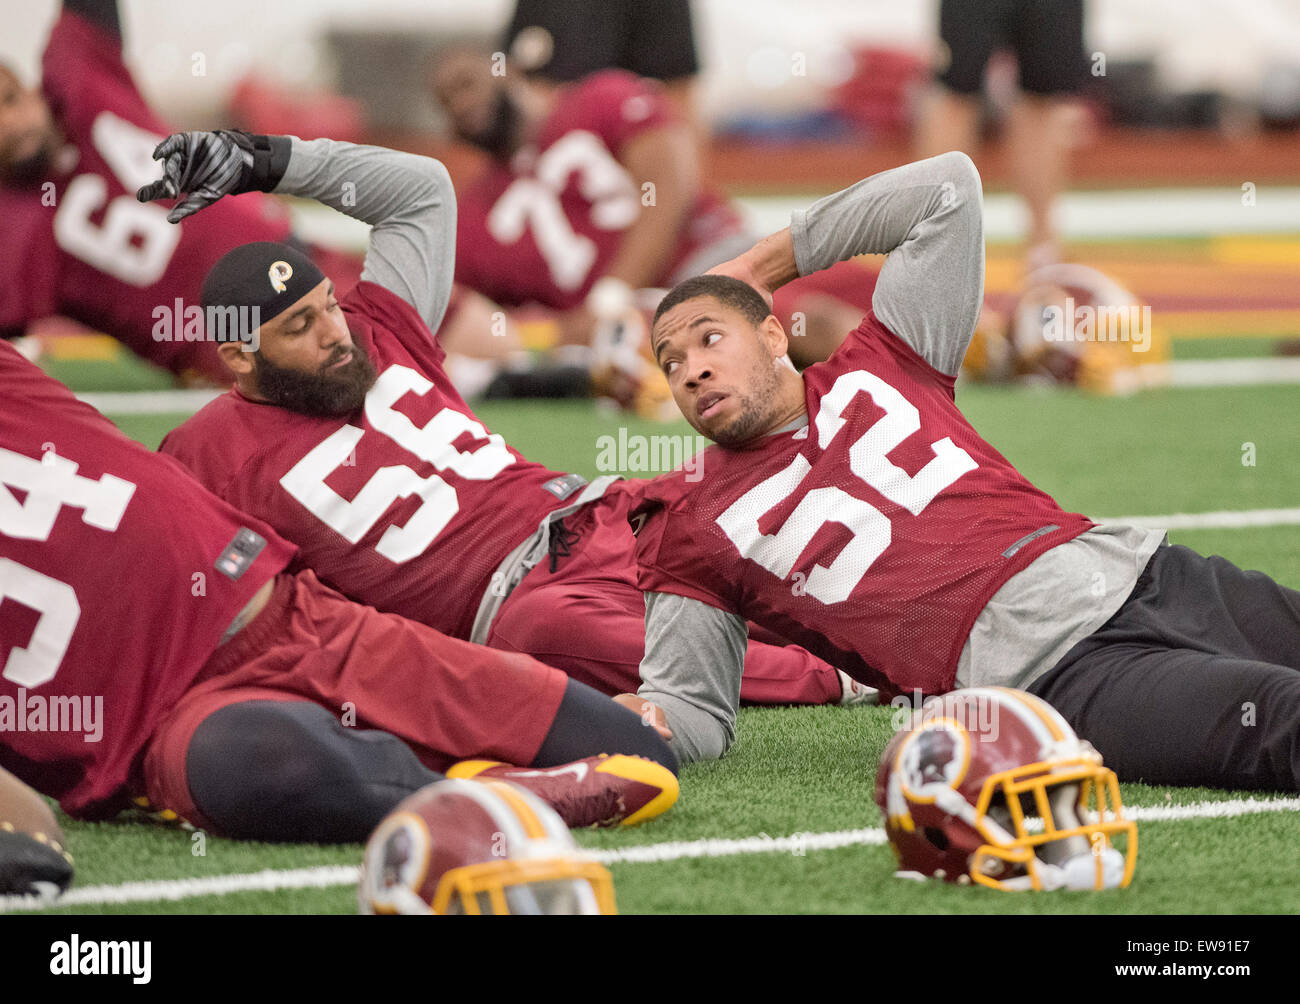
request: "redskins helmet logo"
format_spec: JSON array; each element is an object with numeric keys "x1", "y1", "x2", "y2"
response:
[
  {"x1": 268, "y1": 260, "x2": 293, "y2": 293},
  {"x1": 897, "y1": 719, "x2": 970, "y2": 801},
  {"x1": 360, "y1": 812, "x2": 430, "y2": 913}
]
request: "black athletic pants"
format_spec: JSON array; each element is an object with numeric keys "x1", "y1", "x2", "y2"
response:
[
  {"x1": 1029, "y1": 543, "x2": 1300, "y2": 792},
  {"x1": 185, "y1": 677, "x2": 676, "y2": 843}
]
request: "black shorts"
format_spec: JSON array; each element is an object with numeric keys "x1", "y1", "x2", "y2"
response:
[
  {"x1": 503, "y1": 0, "x2": 699, "y2": 82},
  {"x1": 937, "y1": 0, "x2": 1086, "y2": 96},
  {"x1": 1029, "y1": 543, "x2": 1300, "y2": 792}
]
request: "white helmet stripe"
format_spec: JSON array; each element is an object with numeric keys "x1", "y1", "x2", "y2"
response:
[{"x1": 959, "y1": 687, "x2": 1076, "y2": 756}]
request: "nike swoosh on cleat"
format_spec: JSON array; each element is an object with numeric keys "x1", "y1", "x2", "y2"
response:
[{"x1": 504, "y1": 763, "x2": 589, "y2": 783}]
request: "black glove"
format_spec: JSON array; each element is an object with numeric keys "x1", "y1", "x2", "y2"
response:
[
  {"x1": 136, "y1": 130, "x2": 291, "y2": 223},
  {"x1": 0, "y1": 827, "x2": 74, "y2": 899}
]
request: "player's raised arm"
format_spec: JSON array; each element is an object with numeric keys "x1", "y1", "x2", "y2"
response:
[
  {"x1": 632, "y1": 591, "x2": 748, "y2": 763},
  {"x1": 137, "y1": 132, "x2": 457, "y2": 334},
  {"x1": 796, "y1": 152, "x2": 984, "y2": 375},
  {"x1": 713, "y1": 152, "x2": 985, "y2": 376},
  {"x1": 597, "y1": 119, "x2": 701, "y2": 301}
]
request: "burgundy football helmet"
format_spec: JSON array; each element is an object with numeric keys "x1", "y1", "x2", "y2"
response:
[
  {"x1": 875, "y1": 687, "x2": 1137, "y2": 891},
  {"x1": 358, "y1": 778, "x2": 616, "y2": 915}
]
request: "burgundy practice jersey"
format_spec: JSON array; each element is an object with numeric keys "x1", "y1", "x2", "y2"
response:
[
  {"x1": 160, "y1": 281, "x2": 585, "y2": 642},
  {"x1": 0, "y1": 10, "x2": 295, "y2": 376},
  {"x1": 454, "y1": 69, "x2": 744, "y2": 311},
  {"x1": 0, "y1": 343, "x2": 295, "y2": 817},
  {"x1": 629, "y1": 314, "x2": 1096, "y2": 698}
]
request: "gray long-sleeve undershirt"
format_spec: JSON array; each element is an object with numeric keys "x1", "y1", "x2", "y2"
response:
[
  {"x1": 638, "y1": 152, "x2": 1164, "y2": 764},
  {"x1": 275, "y1": 137, "x2": 457, "y2": 334}
]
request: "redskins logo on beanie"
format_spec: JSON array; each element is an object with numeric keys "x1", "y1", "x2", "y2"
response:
[{"x1": 200, "y1": 241, "x2": 326, "y2": 326}]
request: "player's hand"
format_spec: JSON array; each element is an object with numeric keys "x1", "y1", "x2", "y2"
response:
[
  {"x1": 706, "y1": 254, "x2": 776, "y2": 311},
  {"x1": 0, "y1": 827, "x2": 74, "y2": 900},
  {"x1": 136, "y1": 130, "x2": 260, "y2": 223},
  {"x1": 613, "y1": 694, "x2": 673, "y2": 741}
]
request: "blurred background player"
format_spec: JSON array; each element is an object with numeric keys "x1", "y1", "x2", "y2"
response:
[
  {"x1": 0, "y1": 0, "x2": 362, "y2": 384},
  {"x1": 146, "y1": 128, "x2": 867, "y2": 711},
  {"x1": 1, "y1": 340, "x2": 678, "y2": 844},
  {"x1": 908, "y1": 0, "x2": 1170, "y2": 392},
  {"x1": 429, "y1": 44, "x2": 876, "y2": 414}
]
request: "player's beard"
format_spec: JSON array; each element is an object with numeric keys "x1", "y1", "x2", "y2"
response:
[
  {"x1": 252, "y1": 341, "x2": 378, "y2": 417},
  {"x1": 0, "y1": 129, "x2": 59, "y2": 187},
  {"x1": 705, "y1": 353, "x2": 788, "y2": 448},
  {"x1": 461, "y1": 89, "x2": 522, "y2": 160}
]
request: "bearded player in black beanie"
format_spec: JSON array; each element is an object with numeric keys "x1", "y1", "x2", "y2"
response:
[
  {"x1": 138, "y1": 131, "x2": 385, "y2": 418},
  {"x1": 147, "y1": 127, "x2": 864, "y2": 740}
]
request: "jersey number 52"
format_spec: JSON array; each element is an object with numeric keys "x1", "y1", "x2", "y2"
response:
[{"x1": 717, "y1": 370, "x2": 977, "y2": 604}]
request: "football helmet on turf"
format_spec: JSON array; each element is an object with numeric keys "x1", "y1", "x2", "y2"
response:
[
  {"x1": 963, "y1": 264, "x2": 1170, "y2": 394},
  {"x1": 874, "y1": 687, "x2": 1137, "y2": 891},
  {"x1": 358, "y1": 778, "x2": 615, "y2": 915}
]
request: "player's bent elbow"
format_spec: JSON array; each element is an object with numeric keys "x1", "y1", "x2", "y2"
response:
[
  {"x1": 416, "y1": 157, "x2": 455, "y2": 215},
  {"x1": 674, "y1": 721, "x2": 734, "y2": 764},
  {"x1": 934, "y1": 150, "x2": 983, "y2": 205}
]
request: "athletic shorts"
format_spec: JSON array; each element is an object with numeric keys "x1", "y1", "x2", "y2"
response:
[
  {"x1": 503, "y1": 0, "x2": 699, "y2": 82},
  {"x1": 142, "y1": 570, "x2": 569, "y2": 828},
  {"x1": 937, "y1": 0, "x2": 1086, "y2": 96}
]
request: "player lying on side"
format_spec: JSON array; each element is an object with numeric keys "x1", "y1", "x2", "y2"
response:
[
  {"x1": 0, "y1": 342, "x2": 677, "y2": 844},
  {"x1": 139, "y1": 129, "x2": 870, "y2": 712},
  {"x1": 431, "y1": 49, "x2": 1155, "y2": 405},
  {"x1": 429, "y1": 48, "x2": 876, "y2": 393},
  {"x1": 616, "y1": 152, "x2": 1300, "y2": 794}
]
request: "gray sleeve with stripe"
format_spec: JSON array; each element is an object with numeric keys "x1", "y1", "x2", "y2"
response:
[
  {"x1": 275, "y1": 137, "x2": 457, "y2": 334},
  {"x1": 789, "y1": 151, "x2": 985, "y2": 376}
]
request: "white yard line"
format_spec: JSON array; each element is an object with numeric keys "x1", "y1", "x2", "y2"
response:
[
  {"x1": 736, "y1": 188, "x2": 1300, "y2": 242},
  {"x1": 3, "y1": 796, "x2": 1296, "y2": 913},
  {"x1": 77, "y1": 389, "x2": 222, "y2": 415},
  {"x1": 1102, "y1": 507, "x2": 1300, "y2": 530},
  {"x1": 1168, "y1": 357, "x2": 1300, "y2": 387}
]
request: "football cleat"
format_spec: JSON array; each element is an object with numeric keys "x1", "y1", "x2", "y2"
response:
[
  {"x1": 446, "y1": 754, "x2": 678, "y2": 828},
  {"x1": 358, "y1": 778, "x2": 616, "y2": 915}
]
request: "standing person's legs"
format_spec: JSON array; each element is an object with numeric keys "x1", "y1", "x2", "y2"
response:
[
  {"x1": 1007, "y1": 0, "x2": 1087, "y2": 263},
  {"x1": 915, "y1": 0, "x2": 1000, "y2": 160}
]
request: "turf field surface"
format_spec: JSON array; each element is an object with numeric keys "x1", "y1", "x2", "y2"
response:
[{"x1": 7, "y1": 373, "x2": 1300, "y2": 916}]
